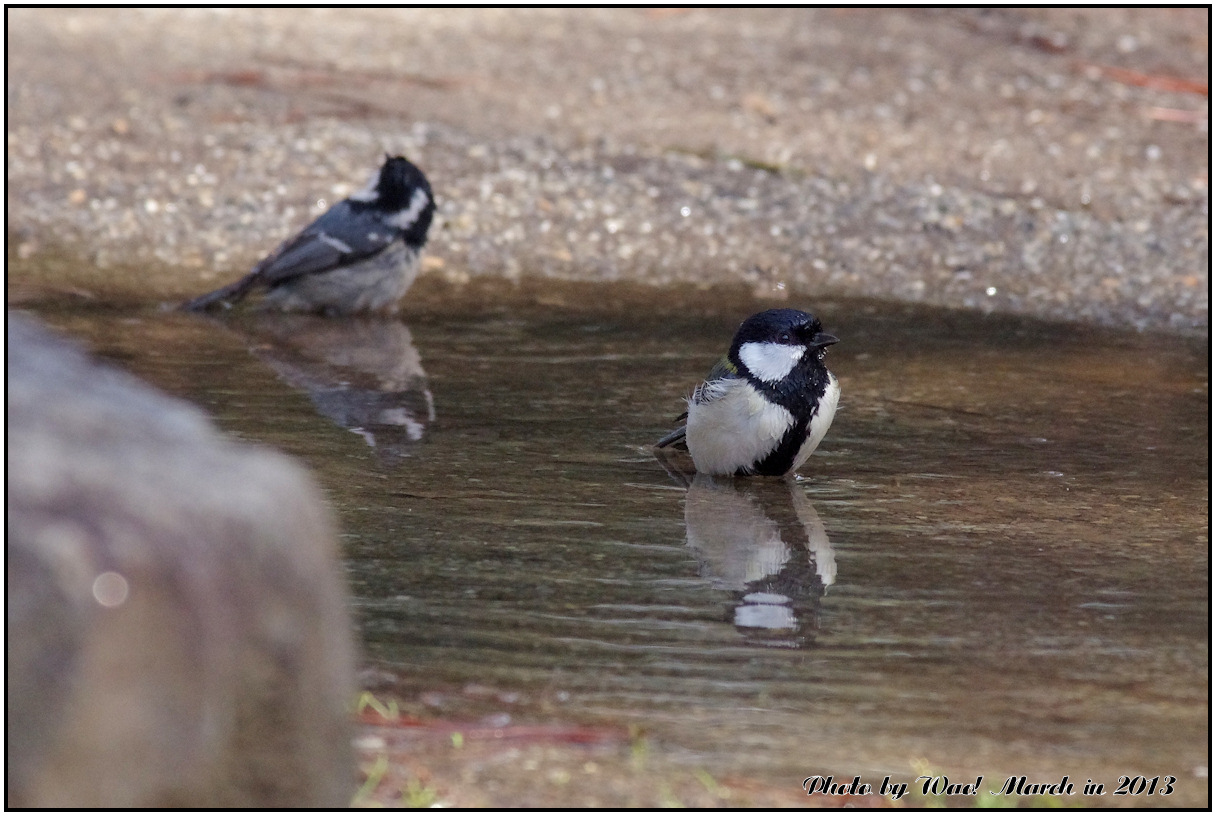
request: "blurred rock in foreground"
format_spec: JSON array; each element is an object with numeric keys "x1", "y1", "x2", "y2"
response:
[{"x1": 6, "y1": 312, "x2": 356, "y2": 808}]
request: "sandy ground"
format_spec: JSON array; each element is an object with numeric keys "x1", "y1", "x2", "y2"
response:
[{"x1": 6, "y1": 8, "x2": 1208, "y2": 329}]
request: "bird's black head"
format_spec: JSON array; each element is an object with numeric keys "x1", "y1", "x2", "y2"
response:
[
  {"x1": 376, "y1": 156, "x2": 430, "y2": 204},
  {"x1": 374, "y1": 155, "x2": 435, "y2": 245},
  {"x1": 728, "y1": 308, "x2": 839, "y2": 387},
  {"x1": 730, "y1": 308, "x2": 838, "y2": 353}
]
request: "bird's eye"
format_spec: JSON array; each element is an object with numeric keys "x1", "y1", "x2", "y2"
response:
[{"x1": 777, "y1": 331, "x2": 792, "y2": 344}]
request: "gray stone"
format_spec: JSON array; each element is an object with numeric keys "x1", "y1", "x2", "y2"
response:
[{"x1": 6, "y1": 312, "x2": 357, "y2": 808}]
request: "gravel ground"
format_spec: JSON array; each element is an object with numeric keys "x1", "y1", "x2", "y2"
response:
[{"x1": 6, "y1": 8, "x2": 1209, "y2": 331}]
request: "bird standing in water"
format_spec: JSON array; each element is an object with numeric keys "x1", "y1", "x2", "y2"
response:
[
  {"x1": 656, "y1": 308, "x2": 840, "y2": 477},
  {"x1": 182, "y1": 155, "x2": 434, "y2": 315}
]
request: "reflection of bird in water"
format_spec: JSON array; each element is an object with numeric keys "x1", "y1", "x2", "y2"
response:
[
  {"x1": 682, "y1": 473, "x2": 835, "y2": 648},
  {"x1": 229, "y1": 314, "x2": 434, "y2": 464}
]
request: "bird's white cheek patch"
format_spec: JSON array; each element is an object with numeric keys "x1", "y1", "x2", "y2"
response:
[
  {"x1": 738, "y1": 342, "x2": 805, "y2": 383},
  {"x1": 387, "y1": 189, "x2": 431, "y2": 230}
]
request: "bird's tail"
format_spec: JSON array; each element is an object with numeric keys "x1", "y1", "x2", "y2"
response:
[
  {"x1": 654, "y1": 424, "x2": 688, "y2": 449},
  {"x1": 179, "y1": 269, "x2": 261, "y2": 312}
]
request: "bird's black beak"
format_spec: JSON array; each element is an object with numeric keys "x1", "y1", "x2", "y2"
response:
[{"x1": 809, "y1": 332, "x2": 839, "y2": 349}]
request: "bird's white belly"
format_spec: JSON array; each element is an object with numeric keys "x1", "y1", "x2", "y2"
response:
[
  {"x1": 787, "y1": 373, "x2": 839, "y2": 473},
  {"x1": 263, "y1": 243, "x2": 417, "y2": 314},
  {"x1": 685, "y1": 380, "x2": 793, "y2": 476}
]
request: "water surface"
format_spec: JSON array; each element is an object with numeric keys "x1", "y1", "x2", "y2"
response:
[{"x1": 19, "y1": 284, "x2": 1209, "y2": 805}]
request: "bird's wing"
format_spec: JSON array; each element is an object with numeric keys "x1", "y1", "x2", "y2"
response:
[
  {"x1": 689, "y1": 357, "x2": 741, "y2": 405},
  {"x1": 656, "y1": 357, "x2": 739, "y2": 448},
  {"x1": 255, "y1": 202, "x2": 397, "y2": 285}
]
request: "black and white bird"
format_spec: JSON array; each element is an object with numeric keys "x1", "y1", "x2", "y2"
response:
[
  {"x1": 182, "y1": 155, "x2": 434, "y2": 315},
  {"x1": 656, "y1": 308, "x2": 840, "y2": 477}
]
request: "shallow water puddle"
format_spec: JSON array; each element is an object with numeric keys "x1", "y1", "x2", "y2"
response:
[{"x1": 15, "y1": 284, "x2": 1209, "y2": 805}]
